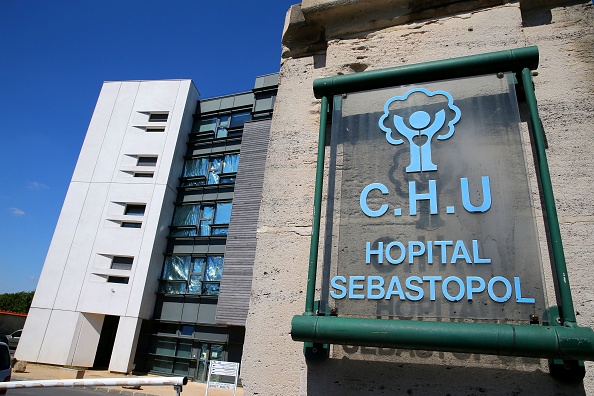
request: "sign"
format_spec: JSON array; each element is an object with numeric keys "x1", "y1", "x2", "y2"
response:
[
  {"x1": 205, "y1": 361, "x2": 239, "y2": 396},
  {"x1": 328, "y1": 73, "x2": 546, "y2": 321}
]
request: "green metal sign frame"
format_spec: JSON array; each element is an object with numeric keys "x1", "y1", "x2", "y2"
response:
[{"x1": 291, "y1": 46, "x2": 594, "y2": 379}]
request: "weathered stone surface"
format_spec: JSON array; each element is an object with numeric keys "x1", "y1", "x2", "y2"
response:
[{"x1": 245, "y1": 1, "x2": 594, "y2": 395}]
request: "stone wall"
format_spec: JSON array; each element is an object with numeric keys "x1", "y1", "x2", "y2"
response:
[{"x1": 242, "y1": 1, "x2": 594, "y2": 394}]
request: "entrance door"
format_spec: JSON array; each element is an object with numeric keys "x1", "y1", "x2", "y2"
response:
[{"x1": 92, "y1": 315, "x2": 120, "y2": 369}]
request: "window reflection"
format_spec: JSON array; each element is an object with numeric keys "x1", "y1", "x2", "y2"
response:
[{"x1": 159, "y1": 255, "x2": 224, "y2": 295}]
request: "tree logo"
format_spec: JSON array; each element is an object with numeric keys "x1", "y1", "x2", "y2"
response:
[{"x1": 378, "y1": 88, "x2": 461, "y2": 173}]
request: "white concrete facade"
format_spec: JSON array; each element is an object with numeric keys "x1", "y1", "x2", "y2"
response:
[{"x1": 17, "y1": 80, "x2": 199, "y2": 373}]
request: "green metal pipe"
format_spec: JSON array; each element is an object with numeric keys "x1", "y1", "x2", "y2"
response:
[
  {"x1": 313, "y1": 46, "x2": 539, "y2": 99},
  {"x1": 292, "y1": 315, "x2": 594, "y2": 361},
  {"x1": 305, "y1": 96, "x2": 329, "y2": 315},
  {"x1": 521, "y1": 68, "x2": 577, "y2": 325}
]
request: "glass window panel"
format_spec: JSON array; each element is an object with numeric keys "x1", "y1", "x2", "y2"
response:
[
  {"x1": 214, "y1": 203, "x2": 232, "y2": 224},
  {"x1": 218, "y1": 115, "x2": 230, "y2": 127},
  {"x1": 157, "y1": 323, "x2": 177, "y2": 335},
  {"x1": 198, "y1": 117, "x2": 217, "y2": 133},
  {"x1": 181, "y1": 179, "x2": 205, "y2": 187},
  {"x1": 183, "y1": 158, "x2": 208, "y2": 178},
  {"x1": 205, "y1": 256, "x2": 224, "y2": 281},
  {"x1": 176, "y1": 340, "x2": 193, "y2": 358},
  {"x1": 160, "y1": 281, "x2": 187, "y2": 294},
  {"x1": 222, "y1": 154, "x2": 239, "y2": 173},
  {"x1": 137, "y1": 156, "x2": 158, "y2": 166},
  {"x1": 230, "y1": 112, "x2": 251, "y2": 128},
  {"x1": 188, "y1": 275, "x2": 202, "y2": 294},
  {"x1": 162, "y1": 256, "x2": 190, "y2": 280},
  {"x1": 199, "y1": 206, "x2": 214, "y2": 236},
  {"x1": 219, "y1": 176, "x2": 236, "y2": 184},
  {"x1": 216, "y1": 127, "x2": 228, "y2": 138},
  {"x1": 191, "y1": 258, "x2": 205, "y2": 274},
  {"x1": 173, "y1": 361, "x2": 190, "y2": 375},
  {"x1": 149, "y1": 113, "x2": 168, "y2": 122},
  {"x1": 207, "y1": 158, "x2": 223, "y2": 185},
  {"x1": 179, "y1": 326, "x2": 194, "y2": 337},
  {"x1": 210, "y1": 345, "x2": 224, "y2": 360},
  {"x1": 197, "y1": 361, "x2": 207, "y2": 382},
  {"x1": 153, "y1": 339, "x2": 176, "y2": 356},
  {"x1": 172, "y1": 205, "x2": 200, "y2": 226},
  {"x1": 202, "y1": 283, "x2": 220, "y2": 295},
  {"x1": 211, "y1": 227, "x2": 228, "y2": 236},
  {"x1": 149, "y1": 357, "x2": 173, "y2": 373},
  {"x1": 216, "y1": 116, "x2": 230, "y2": 138},
  {"x1": 170, "y1": 228, "x2": 197, "y2": 237},
  {"x1": 200, "y1": 344, "x2": 210, "y2": 361}
]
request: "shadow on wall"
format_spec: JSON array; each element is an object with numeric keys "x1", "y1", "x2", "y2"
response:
[{"x1": 306, "y1": 349, "x2": 586, "y2": 395}]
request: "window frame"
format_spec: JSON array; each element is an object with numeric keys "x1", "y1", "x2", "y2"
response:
[{"x1": 125, "y1": 204, "x2": 146, "y2": 216}]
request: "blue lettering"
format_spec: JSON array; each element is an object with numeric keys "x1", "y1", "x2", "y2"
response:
[
  {"x1": 366, "y1": 241, "x2": 384, "y2": 264},
  {"x1": 409, "y1": 180, "x2": 438, "y2": 215},
  {"x1": 472, "y1": 240, "x2": 491, "y2": 264},
  {"x1": 442, "y1": 276, "x2": 465, "y2": 301},
  {"x1": 405, "y1": 276, "x2": 424, "y2": 301},
  {"x1": 488, "y1": 276, "x2": 512, "y2": 302},
  {"x1": 385, "y1": 276, "x2": 405, "y2": 300},
  {"x1": 367, "y1": 276, "x2": 386, "y2": 299},
  {"x1": 330, "y1": 276, "x2": 347, "y2": 299},
  {"x1": 451, "y1": 240, "x2": 471, "y2": 263},
  {"x1": 408, "y1": 241, "x2": 425, "y2": 264},
  {"x1": 461, "y1": 176, "x2": 492, "y2": 213},
  {"x1": 360, "y1": 183, "x2": 389, "y2": 217},
  {"x1": 422, "y1": 276, "x2": 442, "y2": 300},
  {"x1": 349, "y1": 276, "x2": 366, "y2": 299},
  {"x1": 385, "y1": 241, "x2": 405, "y2": 264},
  {"x1": 514, "y1": 277, "x2": 535, "y2": 303},
  {"x1": 466, "y1": 276, "x2": 486, "y2": 300}
]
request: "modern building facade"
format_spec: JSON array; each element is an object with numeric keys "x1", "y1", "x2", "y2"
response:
[{"x1": 16, "y1": 74, "x2": 278, "y2": 380}]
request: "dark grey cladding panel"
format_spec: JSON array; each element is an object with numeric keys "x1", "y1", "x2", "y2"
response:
[{"x1": 215, "y1": 118, "x2": 272, "y2": 326}]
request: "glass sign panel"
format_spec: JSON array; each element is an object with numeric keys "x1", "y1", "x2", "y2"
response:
[{"x1": 329, "y1": 73, "x2": 546, "y2": 322}]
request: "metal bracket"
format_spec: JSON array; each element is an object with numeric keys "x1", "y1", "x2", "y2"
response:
[
  {"x1": 304, "y1": 301, "x2": 330, "y2": 362},
  {"x1": 545, "y1": 306, "x2": 586, "y2": 382}
]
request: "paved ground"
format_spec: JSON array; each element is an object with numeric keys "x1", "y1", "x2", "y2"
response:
[{"x1": 10, "y1": 362, "x2": 243, "y2": 396}]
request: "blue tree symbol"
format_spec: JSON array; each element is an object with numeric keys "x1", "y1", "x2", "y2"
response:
[{"x1": 378, "y1": 88, "x2": 461, "y2": 173}]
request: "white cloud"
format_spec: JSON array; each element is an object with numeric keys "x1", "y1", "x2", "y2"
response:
[
  {"x1": 9, "y1": 207, "x2": 25, "y2": 216},
  {"x1": 28, "y1": 181, "x2": 49, "y2": 190}
]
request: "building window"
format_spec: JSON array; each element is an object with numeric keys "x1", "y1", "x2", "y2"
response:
[
  {"x1": 181, "y1": 154, "x2": 239, "y2": 187},
  {"x1": 159, "y1": 255, "x2": 224, "y2": 295},
  {"x1": 137, "y1": 156, "x2": 158, "y2": 166},
  {"x1": 125, "y1": 204, "x2": 146, "y2": 215},
  {"x1": 111, "y1": 256, "x2": 133, "y2": 270},
  {"x1": 121, "y1": 221, "x2": 142, "y2": 228},
  {"x1": 171, "y1": 202, "x2": 232, "y2": 237},
  {"x1": 196, "y1": 111, "x2": 251, "y2": 138},
  {"x1": 134, "y1": 172, "x2": 154, "y2": 178},
  {"x1": 145, "y1": 127, "x2": 165, "y2": 133},
  {"x1": 149, "y1": 113, "x2": 169, "y2": 122},
  {"x1": 107, "y1": 276, "x2": 129, "y2": 284}
]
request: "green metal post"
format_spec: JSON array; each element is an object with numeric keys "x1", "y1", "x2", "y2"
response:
[
  {"x1": 305, "y1": 96, "x2": 329, "y2": 315},
  {"x1": 521, "y1": 68, "x2": 577, "y2": 325},
  {"x1": 292, "y1": 315, "x2": 594, "y2": 361},
  {"x1": 313, "y1": 47, "x2": 539, "y2": 98}
]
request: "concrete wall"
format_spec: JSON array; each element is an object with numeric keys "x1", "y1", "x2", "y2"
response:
[
  {"x1": 17, "y1": 80, "x2": 199, "y2": 372},
  {"x1": 242, "y1": 1, "x2": 593, "y2": 394},
  {"x1": 0, "y1": 312, "x2": 26, "y2": 335}
]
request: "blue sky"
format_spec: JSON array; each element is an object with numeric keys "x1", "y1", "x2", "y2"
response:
[{"x1": 0, "y1": 1, "x2": 297, "y2": 293}]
